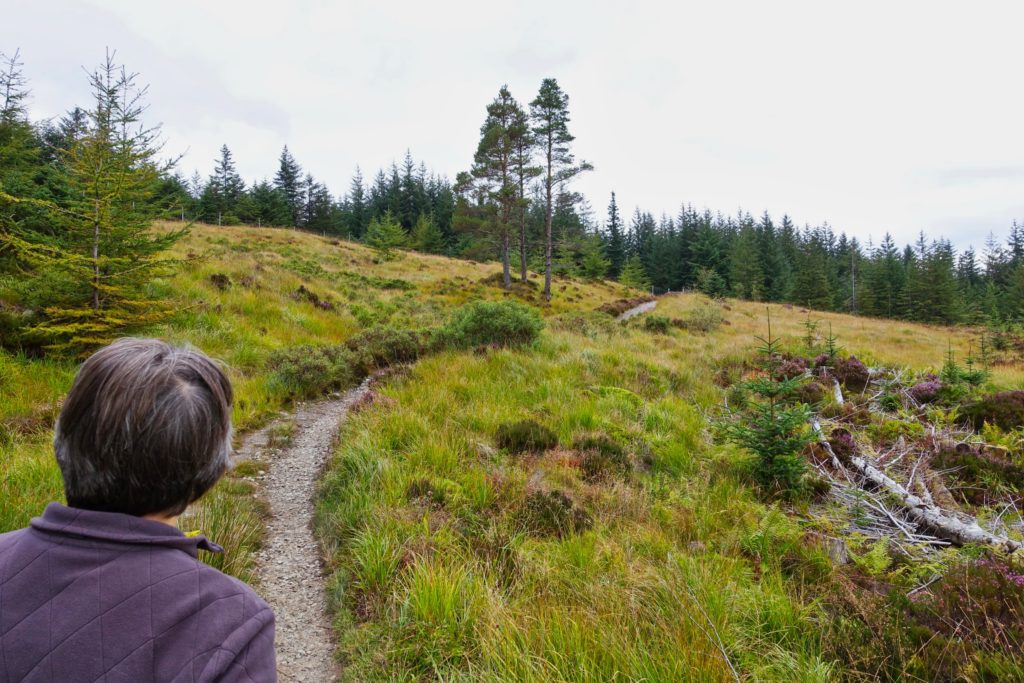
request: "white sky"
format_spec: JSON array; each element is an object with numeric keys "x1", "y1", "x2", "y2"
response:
[{"x1": 5, "y1": 0, "x2": 1023, "y2": 251}]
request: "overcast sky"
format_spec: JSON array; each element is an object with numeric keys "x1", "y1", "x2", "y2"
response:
[{"x1": 5, "y1": 0, "x2": 1023, "y2": 250}]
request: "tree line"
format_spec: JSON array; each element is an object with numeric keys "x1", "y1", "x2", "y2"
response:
[
  {"x1": 604, "y1": 202, "x2": 1024, "y2": 326},
  {"x1": 3, "y1": 47, "x2": 1023, "y2": 356}
]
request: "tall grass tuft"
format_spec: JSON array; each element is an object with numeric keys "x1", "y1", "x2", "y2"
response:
[{"x1": 181, "y1": 482, "x2": 264, "y2": 584}]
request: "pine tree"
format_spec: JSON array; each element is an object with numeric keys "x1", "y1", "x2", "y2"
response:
[
  {"x1": 302, "y1": 174, "x2": 336, "y2": 232},
  {"x1": 756, "y1": 211, "x2": 792, "y2": 301},
  {"x1": 202, "y1": 144, "x2": 245, "y2": 224},
  {"x1": 1, "y1": 51, "x2": 185, "y2": 349},
  {"x1": 956, "y1": 247, "x2": 983, "y2": 323},
  {"x1": 365, "y1": 209, "x2": 406, "y2": 258},
  {"x1": 604, "y1": 192, "x2": 626, "y2": 278},
  {"x1": 0, "y1": 48, "x2": 50, "y2": 242},
  {"x1": 399, "y1": 150, "x2": 423, "y2": 229},
  {"x1": 248, "y1": 179, "x2": 288, "y2": 226},
  {"x1": 725, "y1": 313, "x2": 812, "y2": 495},
  {"x1": 695, "y1": 267, "x2": 728, "y2": 297},
  {"x1": 792, "y1": 231, "x2": 832, "y2": 310},
  {"x1": 274, "y1": 145, "x2": 303, "y2": 226},
  {"x1": 465, "y1": 85, "x2": 529, "y2": 289},
  {"x1": 530, "y1": 78, "x2": 592, "y2": 300},
  {"x1": 346, "y1": 167, "x2": 367, "y2": 238},
  {"x1": 619, "y1": 255, "x2": 650, "y2": 291},
  {"x1": 511, "y1": 107, "x2": 540, "y2": 282},
  {"x1": 411, "y1": 212, "x2": 445, "y2": 253},
  {"x1": 865, "y1": 233, "x2": 905, "y2": 318},
  {"x1": 578, "y1": 232, "x2": 610, "y2": 280},
  {"x1": 730, "y1": 220, "x2": 764, "y2": 300}
]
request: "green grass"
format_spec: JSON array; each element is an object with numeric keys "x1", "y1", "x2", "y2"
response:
[
  {"x1": 313, "y1": 291, "x2": 1024, "y2": 680},
  {"x1": 0, "y1": 222, "x2": 629, "y2": 579},
  {"x1": 314, "y1": 330, "x2": 842, "y2": 680},
  {"x1": 5, "y1": 222, "x2": 1024, "y2": 678}
]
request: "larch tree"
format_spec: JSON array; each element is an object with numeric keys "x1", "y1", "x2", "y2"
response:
[
  {"x1": 0, "y1": 48, "x2": 49, "y2": 242},
  {"x1": 529, "y1": 78, "x2": 592, "y2": 300},
  {"x1": 1, "y1": 51, "x2": 185, "y2": 350}
]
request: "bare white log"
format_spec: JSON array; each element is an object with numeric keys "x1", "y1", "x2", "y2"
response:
[{"x1": 811, "y1": 420, "x2": 1022, "y2": 553}]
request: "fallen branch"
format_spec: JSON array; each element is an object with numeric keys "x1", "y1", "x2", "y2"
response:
[
  {"x1": 811, "y1": 420, "x2": 1021, "y2": 553},
  {"x1": 832, "y1": 379, "x2": 845, "y2": 406}
]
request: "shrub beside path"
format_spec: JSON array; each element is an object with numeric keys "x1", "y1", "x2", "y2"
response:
[{"x1": 238, "y1": 378, "x2": 374, "y2": 682}]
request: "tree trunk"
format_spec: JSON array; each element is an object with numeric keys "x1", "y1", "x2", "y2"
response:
[
  {"x1": 92, "y1": 202, "x2": 101, "y2": 311},
  {"x1": 813, "y1": 420, "x2": 1022, "y2": 553},
  {"x1": 543, "y1": 153, "x2": 553, "y2": 301},
  {"x1": 519, "y1": 187, "x2": 528, "y2": 283},
  {"x1": 519, "y1": 219, "x2": 528, "y2": 283},
  {"x1": 502, "y1": 231, "x2": 511, "y2": 289}
]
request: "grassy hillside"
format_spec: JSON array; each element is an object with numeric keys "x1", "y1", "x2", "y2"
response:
[
  {"x1": 0, "y1": 222, "x2": 630, "y2": 542},
  {"x1": 313, "y1": 289, "x2": 1024, "y2": 681},
  {"x1": 3, "y1": 222, "x2": 1023, "y2": 680}
]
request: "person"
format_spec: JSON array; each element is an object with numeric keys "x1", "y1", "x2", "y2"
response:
[{"x1": 0, "y1": 338, "x2": 276, "y2": 682}]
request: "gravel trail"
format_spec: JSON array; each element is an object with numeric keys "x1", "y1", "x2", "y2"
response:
[
  {"x1": 241, "y1": 378, "x2": 373, "y2": 683},
  {"x1": 617, "y1": 299, "x2": 657, "y2": 321}
]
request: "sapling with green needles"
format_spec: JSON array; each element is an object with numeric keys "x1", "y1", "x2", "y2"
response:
[{"x1": 725, "y1": 310, "x2": 814, "y2": 496}]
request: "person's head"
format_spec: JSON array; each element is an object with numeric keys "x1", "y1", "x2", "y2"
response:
[{"x1": 54, "y1": 337, "x2": 233, "y2": 517}]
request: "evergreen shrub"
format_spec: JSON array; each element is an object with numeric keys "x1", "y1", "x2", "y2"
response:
[
  {"x1": 574, "y1": 434, "x2": 630, "y2": 481},
  {"x1": 267, "y1": 345, "x2": 361, "y2": 398},
  {"x1": 495, "y1": 420, "x2": 558, "y2": 454},
  {"x1": 518, "y1": 490, "x2": 591, "y2": 537},
  {"x1": 641, "y1": 315, "x2": 672, "y2": 334},
  {"x1": 960, "y1": 390, "x2": 1024, "y2": 431},
  {"x1": 440, "y1": 300, "x2": 543, "y2": 350},
  {"x1": 345, "y1": 326, "x2": 429, "y2": 370}
]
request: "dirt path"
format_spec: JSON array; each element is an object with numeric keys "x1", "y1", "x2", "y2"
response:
[
  {"x1": 238, "y1": 378, "x2": 373, "y2": 682},
  {"x1": 617, "y1": 299, "x2": 657, "y2": 321}
]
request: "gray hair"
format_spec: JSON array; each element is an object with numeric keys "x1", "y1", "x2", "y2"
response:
[{"x1": 54, "y1": 337, "x2": 233, "y2": 516}]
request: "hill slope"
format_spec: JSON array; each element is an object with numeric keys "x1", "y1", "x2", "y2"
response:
[{"x1": 2, "y1": 222, "x2": 1023, "y2": 681}]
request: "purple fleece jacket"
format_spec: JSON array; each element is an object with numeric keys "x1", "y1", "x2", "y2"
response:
[{"x1": 0, "y1": 503, "x2": 276, "y2": 682}]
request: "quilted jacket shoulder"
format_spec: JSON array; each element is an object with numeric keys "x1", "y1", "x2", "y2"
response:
[{"x1": 0, "y1": 504, "x2": 276, "y2": 683}]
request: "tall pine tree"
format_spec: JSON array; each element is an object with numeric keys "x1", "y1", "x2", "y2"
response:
[
  {"x1": 530, "y1": 78, "x2": 592, "y2": 300},
  {"x1": 274, "y1": 145, "x2": 303, "y2": 226}
]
